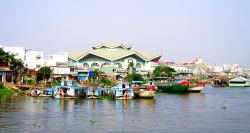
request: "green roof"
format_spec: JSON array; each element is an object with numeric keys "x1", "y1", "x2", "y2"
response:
[{"x1": 68, "y1": 49, "x2": 162, "y2": 61}]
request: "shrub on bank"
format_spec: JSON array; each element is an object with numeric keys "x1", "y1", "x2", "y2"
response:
[{"x1": 0, "y1": 83, "x2": 4, "y2": 89}]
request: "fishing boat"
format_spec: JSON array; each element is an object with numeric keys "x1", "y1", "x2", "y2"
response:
[
  {"x1": 212, "y1": 78, "x2": 228, "y2": 87},
  {"x1": 109, "y1": 82, "x2": 135, "y2": 100},
  {"x1": 53, "y1": 80, "x2": 87, "y2": 99},
  {"x1": 39, "y1": 88, "x2": 54, "y2": 97},
  {"x1": 30, "y1": 89, "x2": 42, "y2": 97},
  {"x1": 188, "y1": 82, "x2": 205, "y2": 92},
  {"x1": 86, "y1": 88, "x2": 104, "y2": 99},
  {"x1": 132, "y1": 81, "x2": 157, "y2": 98},
  {"x1": 152, "y1": 77, "x2": 188, "y2": 93}
]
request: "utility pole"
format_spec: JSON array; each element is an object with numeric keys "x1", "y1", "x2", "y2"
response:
[{"x1": 44, "y1": 62, "x2": 46, "y2": 84}]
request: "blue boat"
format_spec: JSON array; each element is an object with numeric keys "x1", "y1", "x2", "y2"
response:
[
  {"x1": 109, "y1": 82, "x2": 135, "y2": 100},
  {"x1": 86, "y1": 88, "x2": 104, "y2": 99},
  {"x1": 53, "y1": 80, "x2": 87, "y2": 99}
]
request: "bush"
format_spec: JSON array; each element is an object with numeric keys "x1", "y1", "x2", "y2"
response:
[{"x1": 0, "y1": 83, "x2": 4, "y2": 89}]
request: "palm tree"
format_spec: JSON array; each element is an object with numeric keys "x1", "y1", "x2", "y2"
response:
[{"x1": 127, "y1": 62, "x2": 134, "y2": 74}]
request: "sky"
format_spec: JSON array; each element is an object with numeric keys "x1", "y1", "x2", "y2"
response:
[{"x1": 0, "y1": 0, "x2": 250, "y2": 68}]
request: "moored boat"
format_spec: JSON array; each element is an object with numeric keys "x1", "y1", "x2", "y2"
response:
[
  {"x1": 52, "y1": 80, "x2": 87, "y2": 99},
  {"x1": 134, "y1": 81, "x2": 157, "y2": 98},
  {"x1": 109, "y1": 82, "x2": 135, "y2": 100},
  {"x1": 86, "y1": 88, "x2": 104, "y2": 99},
  {"x1": 212, "y1": 78, "x2": 228, "y2": 87},
  {"x1": 188, "y1": 82, "x2": 205, "y2": 92}
]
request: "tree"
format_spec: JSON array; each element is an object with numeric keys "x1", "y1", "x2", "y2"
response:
[
  {"x1": 128, "y1": 62, "x2": 134, "y2": 68},
  {"x1": 93, "y1": 68, "x2": 100, "y2": 82},
  {"x1": 153, "y1": 66, "x2": 176, "y2": 77},
  {"x1": 0, "y1": 48, "x2": 24, "y2": 77},
  {"x1": 126, "y1": 73, "x2": 143, "y2": 82},
  {"x1": 36, "y1": 67, "x2": 53, "y2": 82}
]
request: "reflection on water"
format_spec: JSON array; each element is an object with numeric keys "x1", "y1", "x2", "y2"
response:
[{"x1": 1, "y1": 86, "x2": 250, "y2": 133}]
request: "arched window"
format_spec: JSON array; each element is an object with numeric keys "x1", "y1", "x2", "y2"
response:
[
  {"x1": 91, "y1": 62, "x2": 99, "y2": 68},
  {"x1": 101, "y1": 62, "x2": 110, "y2": 67},
  {"x1": 114, "y1": 63, "x2": 122, "y2": 68},
  {"x1": 136, "y1": 63, "x2": 141, "y2": 68},
  {"x1": 83, "y1": 63, "x2": 89, "y2": 68}
]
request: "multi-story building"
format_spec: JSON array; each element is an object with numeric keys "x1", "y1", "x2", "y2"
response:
[
  {"x1": 2, "y1": 46, "x2": 25, "y2": 60},
  {"x1": 46, "y1": 52, "x2": 68, "y2": 66},
  {"x1": 1, "y1": 45, "x2": 46, "y2": 71},
  {"x1": 24, "y1": 49, "x2": 45, "y2": 71},
  {"x1": 67, "y1": 42, "x2": 162, "y2": 80}
]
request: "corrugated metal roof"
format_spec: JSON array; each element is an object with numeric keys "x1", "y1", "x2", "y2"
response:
[
  {"x1": 68, "y1": 49, "x2": 162, "y2": 61},
  {"x1": 91, "y1": 42, "x2": 132, "y2": 49}
]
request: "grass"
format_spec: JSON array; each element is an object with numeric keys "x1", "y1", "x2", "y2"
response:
[{"x1": 0, "y1": 87, "x2": 19, "y2": 95}]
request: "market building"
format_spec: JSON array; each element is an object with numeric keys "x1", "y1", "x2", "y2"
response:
[{"x1": 67, "y1": 42, "x2": 162, "y2": 81}]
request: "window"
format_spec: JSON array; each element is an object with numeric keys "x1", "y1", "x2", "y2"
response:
[
  {"x1": 83, "y1": 63, "x2": 89, "y2": 68},
  {"x1": 36, "y1": 64, "x2": 41, "y2": 68},
  {"x1": 136, "y1": 63, "x2": 141, "y2": 68},
  {"x1": 36, "y1": 55, "x2": 41, "y2": 60},
  {"x1": 25, "y1": 64, "x2": 28, "y2": 68},
  {"x1": 114, "y1": 63, "x2": 122, "y2": 68},
  {"x1": 91, "y1": 62, "x2": 99, "y2": 68},
  {"x1": 101, "y1": 62, "x2": 110, "y2": 67},
  {"x1": 15, "y1": 53, "x2": 19, "y2": 56},
  {"x1": 24, "y1": 56, "x2": 26, "y2": 61}
]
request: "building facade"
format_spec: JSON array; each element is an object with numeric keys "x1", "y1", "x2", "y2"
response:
[{"x1": 67, "y1": 42, "x2": 162, "y2": 80}]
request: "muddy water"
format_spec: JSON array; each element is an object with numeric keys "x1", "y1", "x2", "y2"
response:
[{"x1": 1, "y1": 85, "x2": 250, "y2": 133}]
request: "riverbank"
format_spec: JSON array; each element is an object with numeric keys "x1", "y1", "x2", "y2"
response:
[{"x1": 0, "y1": 87, "x2": 19, "y2": 95}]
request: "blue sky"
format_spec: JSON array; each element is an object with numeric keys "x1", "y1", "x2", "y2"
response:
[{"x1": 0, "y1": 0, "x2": 250, "y2": 67}]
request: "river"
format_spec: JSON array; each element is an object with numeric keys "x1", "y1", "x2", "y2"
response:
[{"x1": 1, "y1": 85, "x2": 250, "y2": 133}]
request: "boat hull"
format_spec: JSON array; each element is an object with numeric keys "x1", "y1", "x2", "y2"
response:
[
  {"x1": 188, "y1": 86, "x2": 204, "y2": 92},
  {"x1": 136, "y1": 90, "x2": 155, "y2": 98}
]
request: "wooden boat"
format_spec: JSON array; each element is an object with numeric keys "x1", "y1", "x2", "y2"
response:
[
  {"x1": 30, "y1": 89, "x2": 41, "y2": 97},
  {"x1": 52, "y1": 80, "x2": 87, "y2": 99},
  {"x1": 39, "y1": 89, "x2": 54, "y2": 97},
  {"x1": 188, "y1": 82, "x2": 205, "y2": 92},
  {"x1": 86, "y1": 89, "x2": 104, "y2": 99},
  {"x1": 136, "y1": 89, "x2": 156, "y2": 98},
  {"x1": 212, "y1": 78, "x2": 228, "y2": 87},
  {"x1": 109, "y1": 82, "x2": 135, "y2": 100},
  {"x1": 134, "y1": 82, "x2": 157, "y2": 98}
]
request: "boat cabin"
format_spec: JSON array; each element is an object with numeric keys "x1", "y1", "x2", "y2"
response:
[{"x1": 228, "y1": 77, "x2": 250, "y2": 87}]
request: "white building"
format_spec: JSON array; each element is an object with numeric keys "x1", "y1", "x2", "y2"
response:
[
  {"x1": 46, "y1": 52, "x2": 68, "y2": 66},
  {"x1": 2, "y1": 46, "x2": 25, "y2": 60},
  {"x1": 24, "y1": 49, "x2": 45, "y2": 71}
]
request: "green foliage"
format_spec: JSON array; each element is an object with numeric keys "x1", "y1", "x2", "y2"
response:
[
  {"x1": 21, "y1": 74, "x2": 32, "y2": 77},
  {"x1": 158, "y1": 89, "x2": 163, "y2": 93},
  {"x1": 0, "y1": 83, "x2": 4, "y2": 89},
  {"x1": 99, "y1": 78, "x2": 112, "y2": 86},
  {"x1": 36, "y1": 67, "x2": 52, "y2": 81},
  {"x1": 51, "y1": 79, "x2": 61, "y2": 86},
  {"x1": 93, "y1": 69, "x2": 100, "y2": 82},
  {"x1": 127, "y1": 73, "x2": 143, "y2": 82},
  {"x1": 128, "y1": 62, "x2": 134, "y2": 68},
  {"x1": 100, "y1": 95, "x2": 113, "y2": 100},
  {"x1": 221, "y1": 106, "x2": 227, "y2": 110},
  {"x1": 0, "y1": 48, "x2": 24, "y2": 73},
  {"x1": 153, "y1": 66, "x2": 176, "y2": 77}
]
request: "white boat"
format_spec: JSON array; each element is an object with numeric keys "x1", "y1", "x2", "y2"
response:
[
  {"x1": 188, "y1": 82, "x2": 205, "y2": 92},
  {"x1": 137, "y1": 89, "x2": 156, "y2": 98},
  {"x1": 109, "y1": 82, "x2": 135, "y2": 100}
]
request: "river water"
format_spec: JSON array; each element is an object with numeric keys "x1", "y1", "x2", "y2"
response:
[{"x1": 0, "y1": 85, "x2": 250, "y2": 133}]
